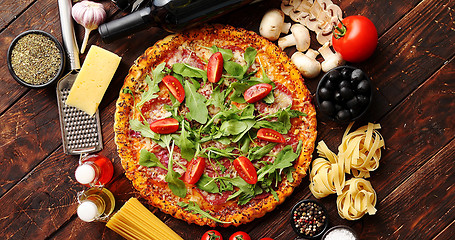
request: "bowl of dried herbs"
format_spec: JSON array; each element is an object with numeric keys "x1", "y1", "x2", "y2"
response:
[{"x1": 7, "y1": 30, "x2": 65, "y2": 88}]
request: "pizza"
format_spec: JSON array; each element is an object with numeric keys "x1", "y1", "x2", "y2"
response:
[{"x1": 114, "y1": 24, "x2": 317, "y2": 227}]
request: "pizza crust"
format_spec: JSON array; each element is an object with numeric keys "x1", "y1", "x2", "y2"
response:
[{"x1": 114, "y1": 24, "x2": 317, "y2": 227}]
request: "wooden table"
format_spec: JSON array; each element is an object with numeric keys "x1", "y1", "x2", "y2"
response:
[{"x1": 1, "y1": 0, "x2": 454, "y2": 239}]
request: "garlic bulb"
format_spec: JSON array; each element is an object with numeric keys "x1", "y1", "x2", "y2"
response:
[{"x1": 72, "y1": 1, "x2": 106, "y2": 54}]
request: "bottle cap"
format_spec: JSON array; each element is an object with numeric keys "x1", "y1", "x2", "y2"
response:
[
  {"x1": 75, "y1": 164, "x2": 96, "y2": 185},
  {"x1": 77, "y1": 200, "x2": 99, "y2": 222}
]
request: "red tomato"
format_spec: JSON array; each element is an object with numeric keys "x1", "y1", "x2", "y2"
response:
[
  {"x1": 201, "y1": 230, "x2": 223, "y2": 240},
  {"x1": 149, "y1": 118, "x2": 179, "y2": 134},
  {"x1": 184, "y1": 157, "x2": 206, "y2": 184},
  {"x1": 244, "y1": 83, "x2": 273, "y2": 103},
  {"x1": 332, "y1": 15, "x2": 378, "y2": 63},
  {"x1": 229, "y1": 231, "x2": 251, "y2": 240},
  {"x1": 207, "y1": 52, "x2": 224, "y2": 83},
  {"x1": 257, "y1": 128, "x2": 285, "y2": 143},
  {"x1": 233, "y1": 157, "x2": 257, "y2": 184},
  {"x1": 162, "y1": 75, "x2": 185, "y2": 103}
]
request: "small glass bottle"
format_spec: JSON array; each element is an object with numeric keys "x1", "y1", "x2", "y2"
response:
[
  {"x1": 75, "y1": 154, "x2": 114, "y2": 187},
  {"x1": 77, "y1": 187, "x2": 116, "y2": 222}
]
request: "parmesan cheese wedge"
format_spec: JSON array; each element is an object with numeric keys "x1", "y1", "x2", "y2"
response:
[{"x1": 65, "y1": 45, "x2": 121, "y2": 116}]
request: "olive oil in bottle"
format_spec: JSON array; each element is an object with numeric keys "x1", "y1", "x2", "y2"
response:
[{"x1": 77, "y1": 187, "x2": 115, "y2": 222}]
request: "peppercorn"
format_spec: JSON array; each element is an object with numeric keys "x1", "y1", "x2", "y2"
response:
[{"x1": 290, "y1": 200, "x2": 328, "y2": 239}]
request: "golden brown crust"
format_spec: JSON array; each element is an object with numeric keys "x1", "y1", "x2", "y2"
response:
[{"x1": 114, "y1": 24, "x2": 317, "y2": 227}]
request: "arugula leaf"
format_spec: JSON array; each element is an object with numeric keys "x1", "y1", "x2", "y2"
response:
[
  {"x1": 175, "y1": 120, "x2": 196, "y2": 161},
  {"x1": 220, "y1": 119, "x2": 249, "y2": 136},
  {"x1": 129, "y1": 119, "x2": 160, "y2": 140},
  {"x1": 243, "y1": 47, "x2": 257, "y2": 72},
  {"x1": 248, "y1": 143, "x2": 278, "y2": 161},
  {"x1": 152, "y1": 62, "x2": 166, "y2": 84},
  {"x1": 196, "y1": 174, "x2": 219, "y2": 193},
  {"x1": 173, "y1": 63, "x2": 207, "y2": 81},
  {"x1": 162, "y1": 139, "x2": 187, "y2": 198},
  {"x1": 223, "y1": 61, "x2": 244, "y2": 79},
  {"x1": 205, "y1": 45, "x2": 233, "y2": 61},
  {"x1": 178, "y1": 201, "x2": 231, "y2": 224},
  {"x1": 139, "y1": 149, "x2": 166, "y2": 169},
  {"x1": 137, "y1": 75, "x2": 159, "y2": 107},
  {"x1": 184, "y1": 80, "x2": 209, "y2": 124},
  {"x1": 257, "y1": 145, "x2": 297, "y2": 181},
  {"x1": 207, "y1": 86, "x2": 225, "y2": 110}
]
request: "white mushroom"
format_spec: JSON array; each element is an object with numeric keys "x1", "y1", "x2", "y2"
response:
[
  {"x1": 278, "y1": 24, "x2": 310, "y2": 52},
  {"x1": 295, "y1": 0, "x2": 313, "y2": 13},
  {"x1": 304, "y1": 14, "x2": 321, "y2": 31},
  {"x1": 290, "y1": 10, "x2": 308, "y2": 22},
  {"x1": 259, "y1": 9, "x2": 292, "y2": 41},
  {"x1": 281, "y1": 0, "x2": 293, "y2": 16},
  {"x1": 318, "y1": 42, "x2": 345, "y2": 72},
  {"x1": 326, "y1": 4, "x2": 343, "y2": 19},
  {"x1": 291, "y1": 49, "x2": 321, "y2": 78}
]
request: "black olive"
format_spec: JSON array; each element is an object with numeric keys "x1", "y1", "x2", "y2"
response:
[
  {"x1": 340, "y1": 87, "x2": 354, "y2": 100},
  {"x1": 339, "y1": 80, "x2": 351, "y2": 89},
  {"x1": 336, "y1": 109, "x2": 351, "y2": 121},
  {"x1": 318, "y1": 87, "x2": 332, "y2": 100},
  {"x1": 351, "y1": 69, "x2": 365, "y2": 83},
  {"x1": 347, "y1": 97, "x2": 361, "y2": 110},
  {"x1": 334, "y1": 91, "x2": 343, "y2": 102},
  {"x1": 340, "y1": 68, "x2": 352, "y2": 79},
  {"x1": 357, "y1": 95, "x2": 370, "y2": 107},
  {"x1": 357, "y1": 80, "x2": 371, "y2": 94},
  {"x1": 349, "y1": 107, "x2": 363, "y2": 118},
  {"x1": 326, "y1": 70, "x2": 341, "y2": 82},
  {"x1": 335, "y1": 104, "x2": 343, "y2": 112},
  {"x1": 325, "y1": 79, "x2": 336, "y2": 89},
  {"x1": 320, "y1": 101, "x2": 335, "y2": 116}
]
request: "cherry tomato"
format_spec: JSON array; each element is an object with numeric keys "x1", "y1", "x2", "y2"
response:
[
  {"x1": 149, "y1": 118, "x2": 179, "y2": 134},
  {"x1": 184, "y1": 157, "x2": 206, "y2": 184},
  {"x1": 207, "y1": 52, "x2": 224, "y2": 83},
  {"x1": 233, "y1": 157, "x2": 257, "y2": 184},
  {"x1": 244, "y1": 83, "x2": 273, "y2": 103},
  {"x1": 229, "y1": 231, "x2": 251, "y2": 240},
  {"x1": 332, "y1": 15, "x2": 378, "y2": 63},
  {"x1": 162, "y1": 75, "x2": 185, "y2": 103},
  {"x1": 257, "y1": 128, "x2": 285, "y2": 143},
  {"x1": 201, "y1": 230, "x2": 223, "y2": 240}
]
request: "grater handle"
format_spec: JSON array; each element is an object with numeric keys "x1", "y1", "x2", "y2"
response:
[{"x1": 58, "y1": 0, "x2": 81, "y2": 71}]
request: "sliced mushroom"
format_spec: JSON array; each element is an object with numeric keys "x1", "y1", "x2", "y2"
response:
[
  {"x1": 281, "y1": 0, "x2": 293, "y2": 16},
  {"x1": 326, "y1": 4, "x2": 343, "y2": 19},
  {"x1": 295, "y1": 0, "x2": 313, "y2": 12},
  {"x1": 278, "y1": 24, "x2": 310, "y2": 52},
  {"x1": 316, "y1": 29, "x2": 332, "y2": 45},
  {"x1": 259, "y1": 9, "x2": 291, "y2": 41},
  {"x1": 290, "y1": 10, "x2": 309, "y2": 22},
  {"x1": 304, "y1": 14, "x2": 321, "y2": 31}
]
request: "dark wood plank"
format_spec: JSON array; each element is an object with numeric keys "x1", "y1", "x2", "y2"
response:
[
  {"x1": 363, "y1": 138, "x2": 455, "y2": 239},
  {"x1": 0, "y1": 0, "x2": 35, "y2": 30}
]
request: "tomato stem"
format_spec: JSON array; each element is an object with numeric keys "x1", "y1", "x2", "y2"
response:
[{"x1": 333, "y1": 18, "x2": 347, "y2": 39}]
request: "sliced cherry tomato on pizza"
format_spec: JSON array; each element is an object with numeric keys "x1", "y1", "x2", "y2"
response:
[
  {"x1": 233, "y1": 156, "x2": 257, "y2": 185},
  {"x1": 162, "y1": 75, "x2": 185, "y2": 103},
  {"x1": 201, "y1": 230, "x2": 223, "y2": 240},
  {"x1": 149, "y1": 118, "x2": 179, "y2": 134},
  {"x1": 184, "y1": 157, "x2": 206, "y2": 184},
  {"x1": 257, "y1": 128, "x2": 285, "y2": 143},
  {"x1": 229, "y1": 231, "x2": 251, "y2": 240},
  {"x1": 332, "y1": 15, "x2": 378, "y2": 63},
  {"x1": 244, "y1": 83, "x2": 273, "y2": 103},
  {"x1": 207, "y1": 52, "x2": 224, "y2": 83}
]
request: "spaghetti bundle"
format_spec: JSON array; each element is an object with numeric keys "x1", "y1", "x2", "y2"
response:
[{"x1": 106, "y1": 198, "x2": 183, "y2": 240}]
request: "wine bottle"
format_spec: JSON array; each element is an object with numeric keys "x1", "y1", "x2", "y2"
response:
[{"x1": 98, "y1": 0, "x2": 263, "y2": 42}]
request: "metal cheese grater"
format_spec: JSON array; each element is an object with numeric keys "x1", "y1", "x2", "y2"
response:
[{"x1": 57, "y1": 0, "x2": 103, "y2": 155}]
